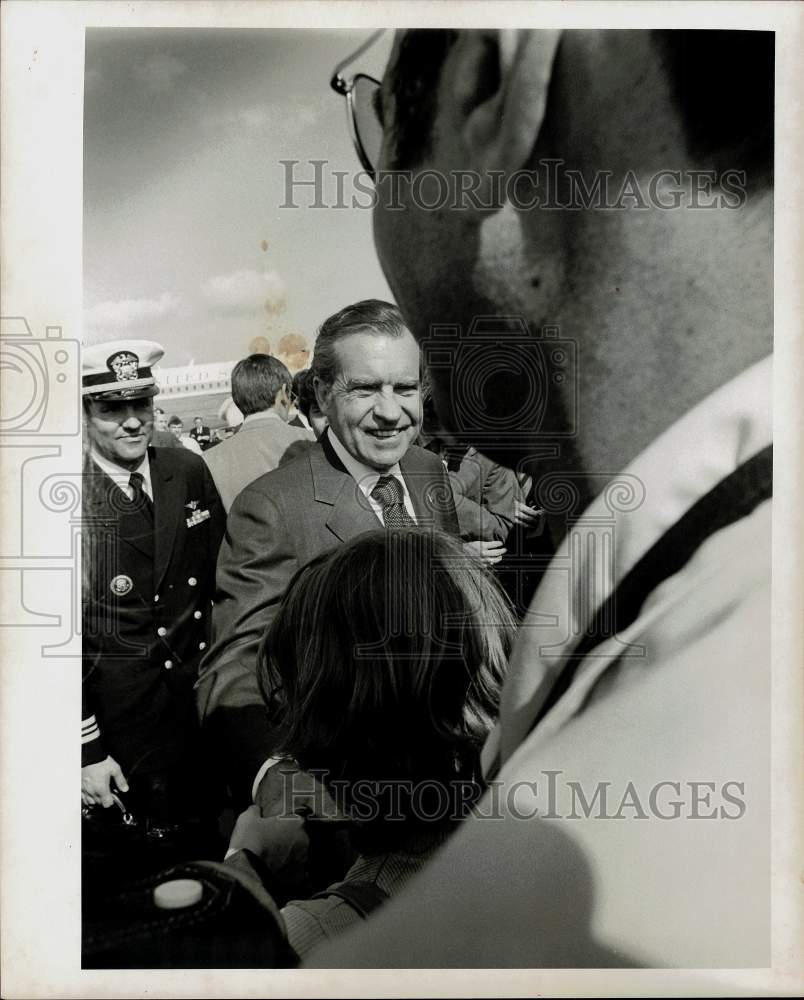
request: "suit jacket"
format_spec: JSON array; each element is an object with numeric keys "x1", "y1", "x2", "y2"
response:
[
  {"x1": 189, "y1": 423, "x2": 212, "y2": 450},
  {"x1": 444, "y1": 444, "x2": 523, "y2": 543},
  {"x1": 82, "y1": 447, "x2": 225, "y2": 778},
  {"x1": 203, "y1": 410, "x2": 314, "y2": 512},
  {"x1": 197, "y1": 435, "x2": 460, "y2": 802}
]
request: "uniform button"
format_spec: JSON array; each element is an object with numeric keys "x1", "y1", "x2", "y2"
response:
[
  {"x1": 157, "y1": 627, "x2": 167, "y2": 637},
  {"x1": 194, "y1": 610, "x2": 202, "y2": 620},
  {"x1": 188, "y1": 577, "x2": 197, "y2": 586},
  {"x1": 198, "y1": 641, "x2": 206, "y2": 651},
  {"x1": 154, "y1": 594, "x2": 160, "y2": 603},
  {"x1": 164, "y1": 660, "x2": 173, "y2": 670}
]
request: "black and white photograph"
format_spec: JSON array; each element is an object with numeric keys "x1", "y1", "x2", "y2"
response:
[{"x1": 1, "y1": 2, "x2": 802, "y2": 996}]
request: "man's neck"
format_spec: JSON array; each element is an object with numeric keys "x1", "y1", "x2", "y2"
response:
[
  {"x1": 511, "y1": 184, "x2": 774, "y2": 501},
  {"x1": 91, "y1": 447, "x2": 147, "y2": 476}
]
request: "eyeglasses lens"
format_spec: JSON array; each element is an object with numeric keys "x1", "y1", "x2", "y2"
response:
[{"x1": 352, "y1": 75, "x2": 383, "y2": 175}]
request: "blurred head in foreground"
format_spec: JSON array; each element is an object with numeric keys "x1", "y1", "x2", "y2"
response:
[{"x1": 259, "y1": 528, "x2": 516, "y2": 850}]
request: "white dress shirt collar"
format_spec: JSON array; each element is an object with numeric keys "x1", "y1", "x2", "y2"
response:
[
  {"x1": 325, "y1": 428, "x2": 417, "y2": 525},
  {"x1": 91, "y1": 448, "x2": 153, "y2": 502}
]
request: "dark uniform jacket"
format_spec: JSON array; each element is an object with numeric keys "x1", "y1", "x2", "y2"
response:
[
  {"x1": 196, "y1": 433, "x2": 460, "y2": 804},
  {"x1": 82, "y1": 446, "x2": 225, "y2": 784}
]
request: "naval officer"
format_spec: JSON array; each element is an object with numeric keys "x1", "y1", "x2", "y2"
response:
[{"x1": 81, "y1": 340, "x2": 225, "y2": 824}]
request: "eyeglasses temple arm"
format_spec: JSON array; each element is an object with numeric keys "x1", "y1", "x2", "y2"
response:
[{"x1": 330, "y1": 28, "x2": 386, "y2": 93}]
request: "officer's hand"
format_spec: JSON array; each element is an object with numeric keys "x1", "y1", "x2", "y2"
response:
[
  {"x1": 464, "y1": 539, "x2": 507, "y2": 566},
  {"x1": 81, "y1": 756, "x2": 128, "y2": 808},
  {"x1": 513, "y1": 501, "x2": 545, "y2": 527},
  {"x1": 254, "y1": 759, "x2": 343, "y2": 820}
]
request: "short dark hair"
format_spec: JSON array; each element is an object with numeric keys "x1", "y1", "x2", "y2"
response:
[
  {"x1": 292, "y1": 368, "x2": 316, "y2": 420},
  {"x1": 231, "y1": 354, "x2": 292, "y2": 417},
  {"x1": 258, "y1": 529, "x2": 516, "y2": 852},
  {"x1": 311, "y1": 299, "x2": 410, "y2": 385},
  {"x1": 658, "y1": 30, "x2": 773, "y2": 174},
  {"x1": 167, "y1": 415, "x2": 182, "y2": 427},
  {"x1": 387, "y1": 30, "x2": 458, "y2": 170},
  {"x1": 389, "y1": 29, "x2": 773, "y2": 173}
]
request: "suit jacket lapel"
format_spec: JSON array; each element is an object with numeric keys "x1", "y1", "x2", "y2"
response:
[
  {"x1": 311, "y1": 437, "x2": 382, "y2": 542},
  {"x1": 400, "y1": 448, "x2": 441, "y2": 526},
  {"x1": 150, "y1": 448, "x2": 183, "y2": 592}
]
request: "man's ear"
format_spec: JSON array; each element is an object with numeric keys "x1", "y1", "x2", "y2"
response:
[
  {"x1": 451, "y1": 29, "x2": 561, "y2": 173},
  {"x1": 313, "y1": 376, "x2": 330, "y2": 413}
]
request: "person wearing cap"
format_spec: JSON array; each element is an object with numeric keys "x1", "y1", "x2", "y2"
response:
[{"x1": 81, "y1": 339, "x2": 226, "y2": 829}]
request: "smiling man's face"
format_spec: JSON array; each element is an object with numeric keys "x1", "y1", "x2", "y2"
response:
[
  {"x1": 86, "y1": 397, "x2": 154, "y2": 470},
  {"x1": 316, "y1": 329, "x2": 421, "y2": 472}
]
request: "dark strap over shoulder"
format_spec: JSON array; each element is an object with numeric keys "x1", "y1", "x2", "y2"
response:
[
  {"x1": 311, "y1": 880, "x2": 389, "y2": 919},
  {"x1": 530, "y1": 445, "x2": 773, "y2": 731}
]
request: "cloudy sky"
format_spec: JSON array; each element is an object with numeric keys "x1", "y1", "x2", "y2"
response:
[{"x1": 83, "y1": 28, "x2": 393, "y2": 366}]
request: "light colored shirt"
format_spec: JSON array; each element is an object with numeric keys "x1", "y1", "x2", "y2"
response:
[
  {"x1": 488, "y1": 352, "x2": 773, "y2": 767},
  {"x1": 326, "y1": 428, "x2": 417, "y2": 526},
  {"x1": 180, "y1": 434, "x2": 203, "y2": 456},
  {"x1": 90, "y1": 448, "x2": 153, "y2": 502}
]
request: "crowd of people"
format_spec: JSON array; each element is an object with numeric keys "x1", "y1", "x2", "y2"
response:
[{"x1": 81, "y1": 27, "x2": 773, "y2": 970}]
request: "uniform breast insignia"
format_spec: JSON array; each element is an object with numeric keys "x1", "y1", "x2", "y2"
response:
[
  {"x1": 110, "y1": 574, "x2": 133, "y2": 596},
  {"x1": 185, "y1": 507, "x2": 211, "y2": 528},
  {"x1": 185, "y1": 500, "x2": 199, "y2": 511}
]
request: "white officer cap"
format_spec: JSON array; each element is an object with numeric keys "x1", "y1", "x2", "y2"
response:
[{"x1": 82, "y1": 340, "x2": 164, "y2": 401}]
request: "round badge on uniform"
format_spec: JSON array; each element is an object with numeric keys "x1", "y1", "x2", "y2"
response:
[{"x1": 110, "y1": 574, "x2": 133, "y2": 596}]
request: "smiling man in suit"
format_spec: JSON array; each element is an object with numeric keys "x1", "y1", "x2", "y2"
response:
[
  {"x1": 81, "y1": 339, "x2": 225, "y2": 828},
  {"x1": 197, "y1": 299, "x2": 460, "y2": 807}
]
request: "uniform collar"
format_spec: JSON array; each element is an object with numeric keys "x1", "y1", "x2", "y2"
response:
[{"x1": 91, "y1": 447, "x2": 153, "y2": 500}]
